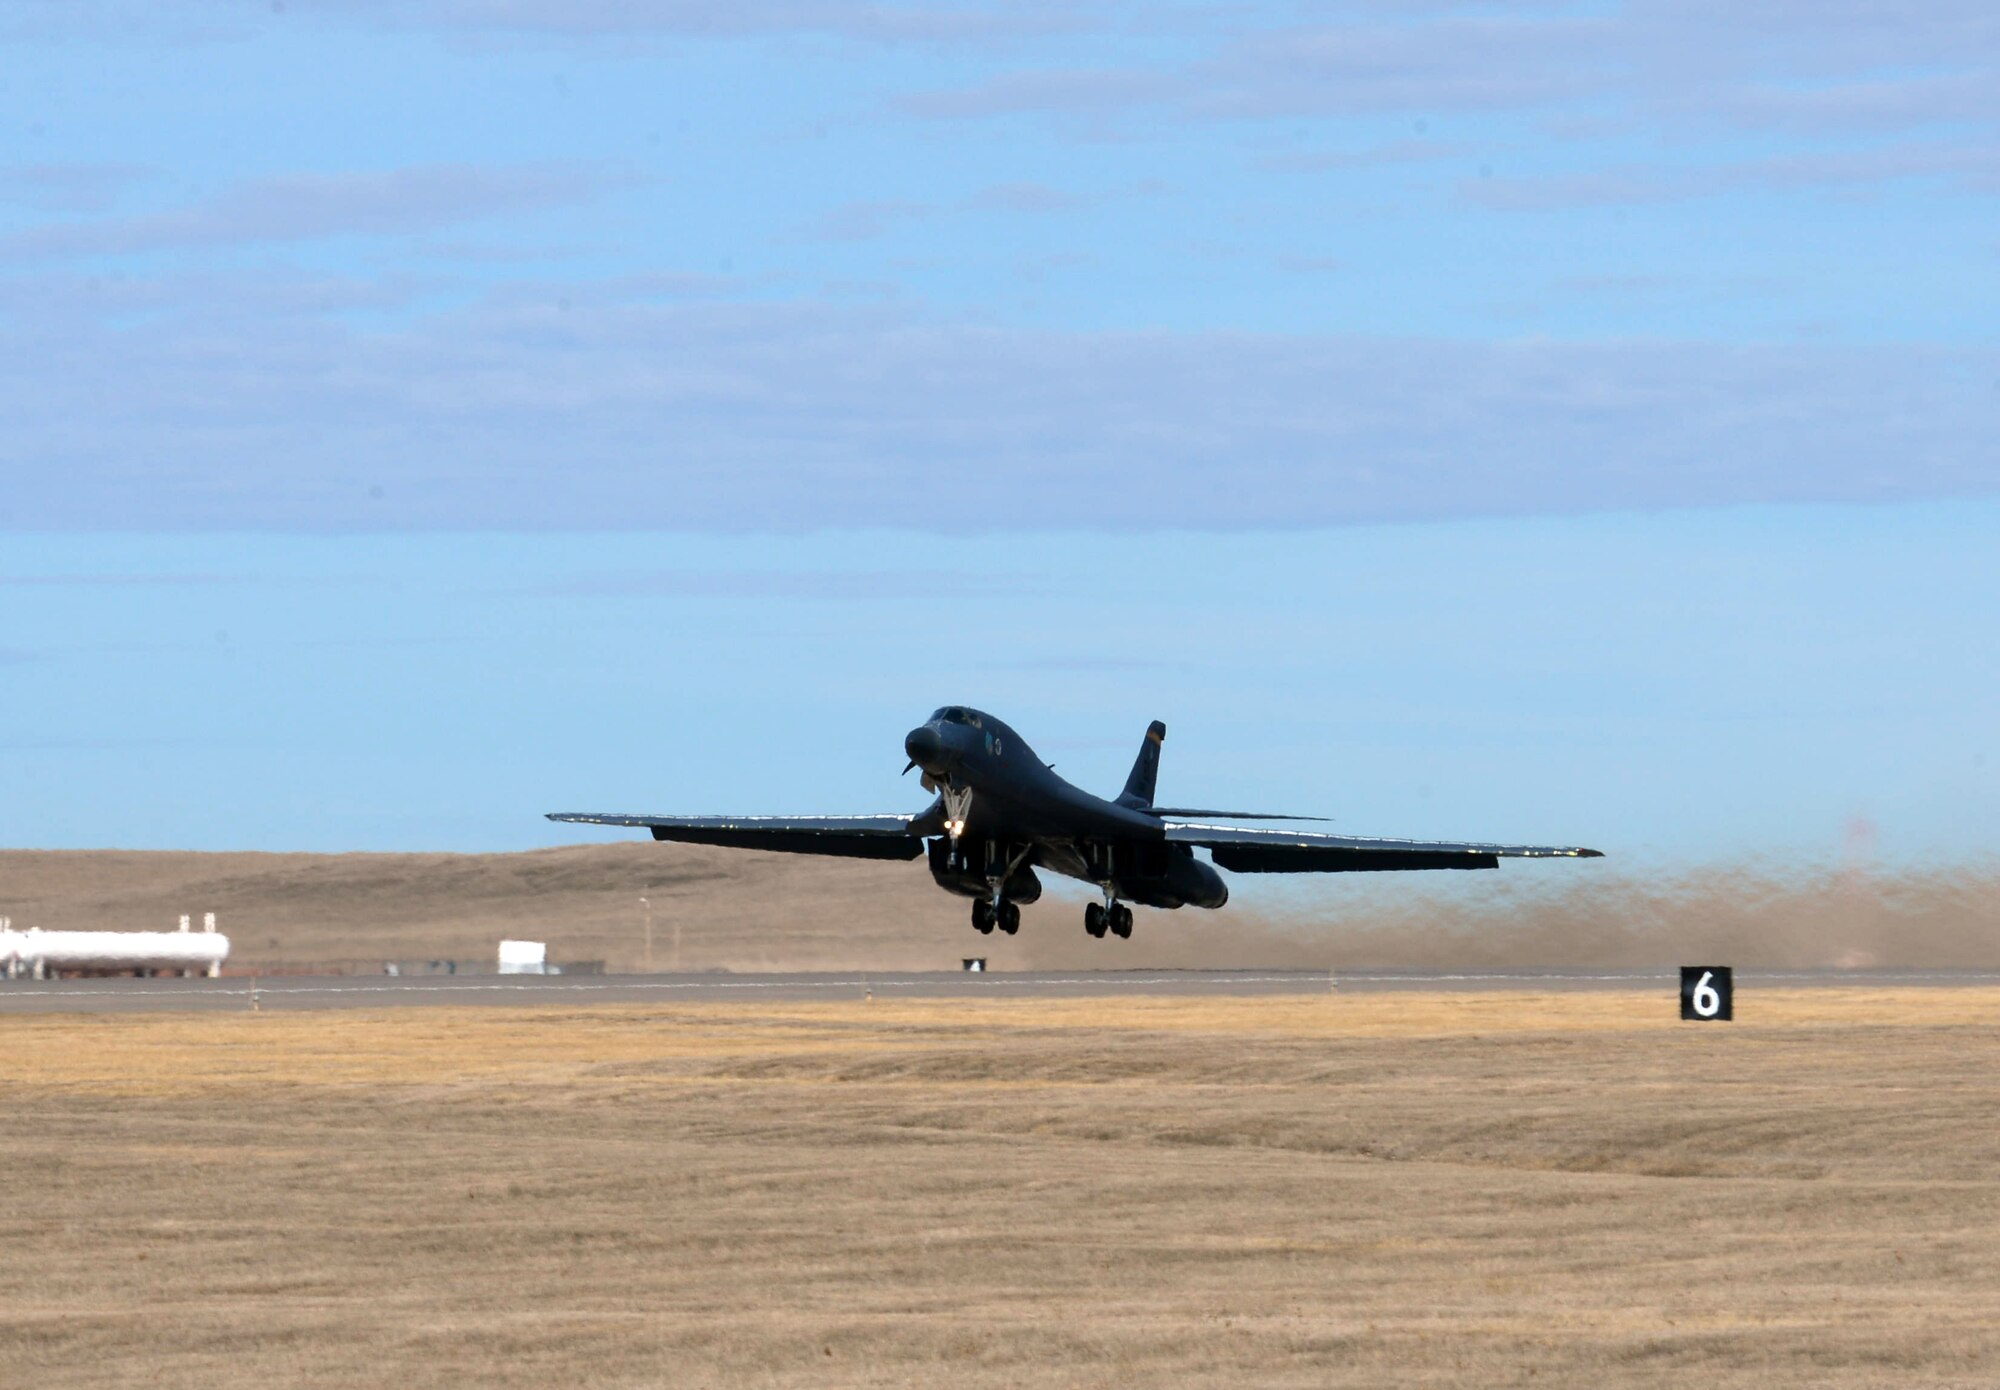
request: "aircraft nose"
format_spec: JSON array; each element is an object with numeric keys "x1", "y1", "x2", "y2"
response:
[{"x1": 904, "y1": 724, "x2": 945, "y2": 771}]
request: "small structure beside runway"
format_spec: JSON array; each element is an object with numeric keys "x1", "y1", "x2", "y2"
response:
[{"x1": 497, "y1": 939, "x2": 550, "y2": 975}]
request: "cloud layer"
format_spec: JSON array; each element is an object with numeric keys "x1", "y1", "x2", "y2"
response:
[
  {"x1": 2, "y1": 4, "x2": 1996, "y2": 531},
  {"x1": 3, "y1": 271, "x2": 1993, "y2": 530},
  {"x1": 893, "y1": 2, "x2": 2000, "y2": 134}
]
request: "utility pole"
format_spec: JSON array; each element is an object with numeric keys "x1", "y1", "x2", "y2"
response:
[{"x1": 639, "y1": 896, "x2": 653, "y2": 974}]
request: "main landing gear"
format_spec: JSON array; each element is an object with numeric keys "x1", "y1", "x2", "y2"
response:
[
  {"x1": 970, "y1": 837, "x2": 1032, "y2": 937},
  {"x1": 1084, "y1": 901, "x2": 1132, "y2": 940},
  {"x1": 972, "y1": 899, "x2": 1020, "y2": 935}
]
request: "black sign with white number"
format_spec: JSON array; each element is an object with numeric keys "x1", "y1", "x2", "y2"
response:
[{"x1": 1680, "y1": 966, "x2": 1733, "y2": 1021}]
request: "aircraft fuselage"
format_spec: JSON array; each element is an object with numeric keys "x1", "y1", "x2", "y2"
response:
[{"x1": 902, "y1": 707, "x2": 1229, "y2": 911}]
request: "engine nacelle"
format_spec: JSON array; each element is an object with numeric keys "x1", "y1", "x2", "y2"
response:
[
  {"x1": 1164, "y1": 847, "x2": 1228, "y2": 909},
  {"x1": 1117, "y1": 843, "x2": 1229, "y2": 910}
]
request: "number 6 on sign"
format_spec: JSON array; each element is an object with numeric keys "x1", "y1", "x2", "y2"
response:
[{"x1": 1680, "y1": 966, "x2": 1733, "y2": 1021}]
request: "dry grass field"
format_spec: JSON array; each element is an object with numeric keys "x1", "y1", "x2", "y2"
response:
[{"x1": 5, "y1": 988, "x2": 1999, "y2": 1388}]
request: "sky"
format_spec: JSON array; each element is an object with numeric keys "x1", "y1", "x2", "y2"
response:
[{"x1": 1, "y1": 2, "x2": 1995, "y2": 869}]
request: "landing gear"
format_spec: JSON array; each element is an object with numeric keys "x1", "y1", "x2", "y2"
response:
[
  {"x1": 1084, "y1": 900, "x2": 1133, "y2": 939},
  {"x1": 941, "y1": 783, "x2": 974, "y2": 869},
  {"x1": 972, "y1": 899, "x2": 1021, "y2": 935}
]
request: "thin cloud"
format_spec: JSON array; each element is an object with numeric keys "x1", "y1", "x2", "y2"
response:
[
  {"x1": 899, "y1": 67, "x2": 1176, "y2": 120},
  {"x1": 1714, "y1": 72, "x2": 2000, "y2": 134},
  {"x1": 992, "y1": 656, "x2": 1182, "y2": 673},
  {"x1": 1468, "y1": 145, "x2": 2000, "y2": 211},
  {"x1": 0, "y1": 572, "x2": 248, "y2": 587},
  {"x1": 1191, "y1": 17, "x2": 1619, "y2": 120},
  {"x1": 899, "y1": 17, "x2": 1619, "y2": 123},
  {"x1": 797, "y1": 184, "x2": 1090, "y2": 241},
  {"x1": 318, "y1": 0, "x2": 1091, "y2": 42},
  {"x1": 544, "y1": 569, "x2": 1040, "y2": 599},
  {"x1": 1255, "y1": 139, "x2": 1469, "y2": 174},
  {"x1": 796, "y1": 199, "x2": 933, "y2": 243},
  {"x1": 0, "y1": 268, "x2": 446, "y2": 320},
  {"x1": 897, "y1": 6, "x2": 2000, "y2": 134},
  {"x1": 0, "y1": 163, "x2": 151, "y2": 215},
  {"x1": 2, "y1": 162, "x2": 625, "y2": 260},
  {"x1": 964, "y1": 181, "x2": 1087, "y2": 214}
]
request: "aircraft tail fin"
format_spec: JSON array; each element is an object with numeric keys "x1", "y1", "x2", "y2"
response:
[{"x1": 1118, "y1": 720, "x2": 1167, "y2": 807}]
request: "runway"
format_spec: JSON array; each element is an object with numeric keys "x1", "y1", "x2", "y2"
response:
[{"x1": 5, "y1": 966, "x2": 2000, "y2": 1013}]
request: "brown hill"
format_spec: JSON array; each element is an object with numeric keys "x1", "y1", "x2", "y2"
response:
[
  {"x1": 3, "y1": 844, "x2": 1997, "y2": 973},
  {"x1": 0, "y1": 843, "x2": 951, "y2": 973}
]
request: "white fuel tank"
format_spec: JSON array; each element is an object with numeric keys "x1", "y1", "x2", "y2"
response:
[{"x1": 1, "y1": 928, "x2": 231, "y2": 978}]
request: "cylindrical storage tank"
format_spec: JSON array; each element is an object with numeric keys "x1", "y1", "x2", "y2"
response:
[{"x1": 6, "y1": 929, "x2": 231, "y2": 978}]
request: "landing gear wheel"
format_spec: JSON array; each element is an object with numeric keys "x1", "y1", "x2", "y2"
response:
[
  {"x1": 1110, "y1": 904, "x2": 1133, "y2": 939},
  {"x1": 971, "y1": 900, "x2": 995, "y2": 935},
  {"x1": 998, "y1": 901, "x2": 1021, "y2": 935},
  {"x1": 1084, "y1": 902, "x2": 1107, "y2": 938}
]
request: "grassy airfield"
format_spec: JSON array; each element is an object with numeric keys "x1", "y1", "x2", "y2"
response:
[{"x1": 6, "y1": 990, "x2": 1999, "y2": 1388}]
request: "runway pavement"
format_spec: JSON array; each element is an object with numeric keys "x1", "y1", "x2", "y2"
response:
[{"x1": 5, "y1": 967, "x2": 2000, "y2": 1013}]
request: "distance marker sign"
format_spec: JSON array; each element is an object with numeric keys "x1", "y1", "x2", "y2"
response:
[{"x1": 1680, "y1": 966, "x2": 1733, "y2": 1021}]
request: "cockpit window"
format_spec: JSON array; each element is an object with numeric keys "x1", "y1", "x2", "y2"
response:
[{"x1": 933, "y1": 706, "x2": 980, "y2": 727}]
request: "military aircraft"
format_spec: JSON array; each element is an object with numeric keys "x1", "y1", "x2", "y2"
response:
[{"x1": 549, "y1": 707, "x2": 1602, "y2": 940}]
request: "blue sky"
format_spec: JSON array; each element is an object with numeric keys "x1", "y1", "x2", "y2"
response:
[{"x1": 1, "y1": 3, "x2": 1995, "y2": 866}]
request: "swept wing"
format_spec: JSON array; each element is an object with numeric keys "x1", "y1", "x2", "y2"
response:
[
  {"x1": 1163, "y1": 822, "x2": 1603, "y2": 873},
  {"x1": 547, "y1": 813, "x2": 924, "y2": 861}
]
